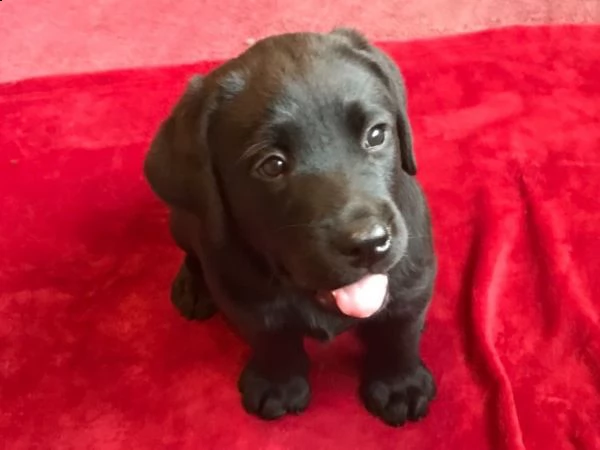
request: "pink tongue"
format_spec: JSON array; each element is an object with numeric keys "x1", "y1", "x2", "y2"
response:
[{"x1": 330, "y1": 274, "x2": 388, "y2": 318}]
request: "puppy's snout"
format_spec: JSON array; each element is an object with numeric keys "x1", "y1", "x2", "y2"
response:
[{"x1": 336, "y1": 218, "x2": 391, "y2": 268}]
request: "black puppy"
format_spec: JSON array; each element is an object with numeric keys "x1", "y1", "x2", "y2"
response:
[{"x1": 144, "y1": 28, "x2": 437, "y2": 427}]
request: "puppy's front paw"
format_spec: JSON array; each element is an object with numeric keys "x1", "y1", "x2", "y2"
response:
[
  {"x1": 360, "y1": 363, "x2": 436, "y2": 426},
  {"x1": 171, "y1": 265, "x2": 216, "y2": 321},
  {"x1": 238, "y1": 363, "x2": 311, "y2": 420}
]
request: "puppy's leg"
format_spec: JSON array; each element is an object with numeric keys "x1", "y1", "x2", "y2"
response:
[
  {"x1": 358, "y1": 304, "x2": 435, "y2": 426},
  {"x1": 171, "y1": 254, "x2": 217, "y2": 320},
  {"x1": 238, "y1": 330, "x2": 310, "y2": 420}
]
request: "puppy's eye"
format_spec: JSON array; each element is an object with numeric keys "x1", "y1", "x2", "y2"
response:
[
  {"x1": 364, "y1": 124, "x2": 387, "y2": 149},
  {"x1": 256, "y1": 155, "x2": 288, "y2": 179}
]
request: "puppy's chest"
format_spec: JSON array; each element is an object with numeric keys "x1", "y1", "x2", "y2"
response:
[{"x1": 276, "y1": 294, "x2": 356, "y2": 342}]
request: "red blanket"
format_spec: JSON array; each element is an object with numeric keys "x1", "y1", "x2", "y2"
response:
[{"x1": 1, "y1": 26, "x2": 599, "y2": 449}]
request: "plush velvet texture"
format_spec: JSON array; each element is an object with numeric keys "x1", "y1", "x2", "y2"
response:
[
  {"x1": 1, "y1": 26, "x2": 599, "y2": 449},
  {"x1": 3, "y1": 0, "x2": 597, "y2": 83}
]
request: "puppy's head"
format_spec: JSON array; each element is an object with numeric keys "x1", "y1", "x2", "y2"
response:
[{"x1": 145, "y1": 28, "x2": 418, "y2": 318}]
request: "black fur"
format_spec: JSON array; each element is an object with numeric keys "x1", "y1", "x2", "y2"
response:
[{"x1": 144, "y1": 28, "x2": 437, "y2": 426}]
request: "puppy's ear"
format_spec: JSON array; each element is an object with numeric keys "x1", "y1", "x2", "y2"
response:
[
  {"x1": 144, "y1": 75, "x2": 226, "y2": 242},
  {"x1": 330, "y1": 27, "x2": 417, "y2": 175}
]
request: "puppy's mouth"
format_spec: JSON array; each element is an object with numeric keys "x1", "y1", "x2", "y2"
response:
[
  {"x1": 316, "y1": 273, "x2": 388, "y2": 318},
  {"x1": 276, "y1": 262, "x2": 389, "y2": 319}
]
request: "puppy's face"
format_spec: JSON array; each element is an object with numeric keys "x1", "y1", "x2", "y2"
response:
[{"x1": 209, "y1": 32, "x2": 412, "y2": 292}]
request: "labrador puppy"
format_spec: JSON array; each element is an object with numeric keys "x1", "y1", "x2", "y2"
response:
[{"x1": 144, "y1": 28, "x2": 437, "y2": 426}]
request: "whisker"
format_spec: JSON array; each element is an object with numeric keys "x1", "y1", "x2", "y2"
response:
[
  {"x1": 274, "y1": 222, "x2": 319, "y2": 233},
  {"x1": 236, "y1": 138, "x2": 271, "y2": 164}
]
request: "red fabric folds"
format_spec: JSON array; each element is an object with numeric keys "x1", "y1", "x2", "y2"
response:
[{"x1": 1, "y1": 26, "x2": 599, "y2": 449}]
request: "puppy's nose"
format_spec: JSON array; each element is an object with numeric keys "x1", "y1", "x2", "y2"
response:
[{"x1": 337, "y1": 220, "x2": 391, "y2": 267}]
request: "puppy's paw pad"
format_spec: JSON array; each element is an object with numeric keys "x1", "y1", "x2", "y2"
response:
[
  {"x1": 170, "y1": 269, "x2": 216, "y2": 321},
  {"x1": 361, "y1": 364, "x2": 435, "y2": 426},
  {"x1": 239, "y1": 366, "x2": 310, "y2": 420}
]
